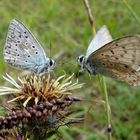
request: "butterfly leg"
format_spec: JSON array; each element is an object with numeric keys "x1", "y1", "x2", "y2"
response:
[
  {"x1": 86, "y1": 63, "x2": 96, "y2": 75},
  {"x1": 88, "y1": 73, "x2": 92, "y2": 79},
  {"x1": 80, "y1": 64, "x2": 86, "y2": 72},
  {"x1": 34, "y1": 64, "x2": 48, "y2": 74},
  {"x1": 87, "y1": 69, "x2": 96, "y2": 79}
]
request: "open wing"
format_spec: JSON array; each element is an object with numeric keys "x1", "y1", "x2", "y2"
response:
[
  {"x1": 88, "y1": 35, "x2": 140, "y2": 86},
  {"x1": 86, "y1": 25, "x2": 113, "y2": 57},
  {"x1": 4, "y1": 19, "x2": 48, "y2": 70}
]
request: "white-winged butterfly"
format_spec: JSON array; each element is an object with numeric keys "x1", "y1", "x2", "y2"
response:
[{"x1": 77, "y1": 25, "x2": 140, "y2": 86}]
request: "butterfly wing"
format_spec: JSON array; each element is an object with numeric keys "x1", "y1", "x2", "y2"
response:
[
  {"x1": 4, "y1": 19, "x2": 48, "y2": 71},
  {"x1": 86, "y1": 25, "x2": 113, "y2": 57},
  {"x1": 87, "y1": 35, "x2": 140, "y2": 86}
]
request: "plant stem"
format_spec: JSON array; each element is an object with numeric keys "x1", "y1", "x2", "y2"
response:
[
  {"x1": 99, "y1": 75, "x2": 112, "y2": 140},
  {"x1": 122, "y1": 0, "x2": 140, "y2": 26},
  {"x1": 83, "y1": 0, "x2": 112, "y2": 139}
]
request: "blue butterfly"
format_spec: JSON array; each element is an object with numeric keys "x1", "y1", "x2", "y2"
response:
[{"x1": 4, "y1": 19, "x2": 56, "y2": 74}]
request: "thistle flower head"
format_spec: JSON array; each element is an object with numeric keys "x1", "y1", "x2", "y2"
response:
[
  {"x1": 0, "y1": 73, "x2": 83, "y2": 139},
  {"x1": 0, "y1": 73, "x2": 83, "y2": 107}
]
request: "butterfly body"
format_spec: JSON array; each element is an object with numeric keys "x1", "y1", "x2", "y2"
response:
[
  {"x1": 77, "y1": 55, "x2": 97, "y2": 75},
  {"x1": 4, "y1": 19, "x2": 56, "y2": 74},
  {"x1": 34, "y1": 59, "x2": 55, "y2": 74},
  {"x1": 77, "y1": 26, "x2": 140, "y2": 86}
]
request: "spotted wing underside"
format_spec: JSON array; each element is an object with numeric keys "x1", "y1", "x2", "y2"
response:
[
  {"x1": 4, "y1": 19, "x2": 48, "y2": 71},
  {"x1": 88, "y1": 35, "x2": 140, "y2": 86}
]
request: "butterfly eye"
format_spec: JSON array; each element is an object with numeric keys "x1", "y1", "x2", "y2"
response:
[
  {"x1": 49, "y1": 59, "x2": 53, "y2": 66},
  {"x1": 78, "y1": 55, "x2": 85, "y2": 64},
  {"x1": 79, "y1": 57, "x2": 83, "y2": 62}
]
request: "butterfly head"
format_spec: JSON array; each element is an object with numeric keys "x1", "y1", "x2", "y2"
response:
[
  {"x1": 47, "y1": 59, "x2": 56, "y2": 72},
  {"x1": 37, "y1": 59, "x2": 56, "y2": 74},
  {"x1": 77, "y1": 55, "x2": 95, "y2": 75},
  {"x1": 36, "y1": 59, "x2": 56, "y2": 74},
  {"x1": 77, "y1": 55, "x2": 86, "y2": 71},
  {"x1": 77, "y1": 55, "x2": 86, "y2": 65}
]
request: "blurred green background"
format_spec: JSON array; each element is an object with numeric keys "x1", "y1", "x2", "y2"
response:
[{"x1": 0, "y1": 0, "x2": 140, "y2": 140}]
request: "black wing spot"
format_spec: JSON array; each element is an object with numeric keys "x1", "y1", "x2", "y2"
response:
[
  {"x1": 132, "y1": 59, "x2": 135, "y2": 63},
  {"x1": 15, "y1": 49, "x2": 17, "y2": 51},
  {"x1": 131, "y1": 70, "x2": 135, "y2": 73},
  {"x1": 110, "y1": 63, "x2": 113, "y2": 66},
  {"x1": 25, "y1": 36, "x2": 28, "y2": 38},
  {"x1": 124, "y1": 50, "x2": 127, "y2": 54},
  {"x1": 25, "y1": 60, "x2": 28, "y2": 62},
  {"x1": 132, "y1": 54, "x2": 135, "y2": 58},
  {"x1": 110, "y1": 50, "x2": 114, "y2": 54},
  {"x1": 17, "y1": 54, "x2": 20, "y2": 56},
  {"x1": 15, "y1": 44, "x2": 18, "y2": 46},
  {"x1": 28, "y1": 55, "x2": 30, "y2": 57},
  {"x1": 124, "y1": 65, "x2": 128, "y2": 68},
  {"x1": 17, "y1": 40, "x2": 20, "y2": 43},
  {"x1": 32, "y1": 46, "x2": 35, "y2": 48},
  {"x1": 24, "y1": 31, "x2": 26, "y2": 34},
  {"x1": 36, "y1": 52, "x2": 38, "y2": 54},
  {"x1": 19, "y1": 35, "x2": 21, "y2": 38},
  {"x1": 11, "y1": 35, "x2": 14, "y2": 38}
]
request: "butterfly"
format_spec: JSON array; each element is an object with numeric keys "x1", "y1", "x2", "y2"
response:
[
  {"x1": 4, "y1": 19, "x2": 56, "y2": 74},
  {"x1": 77, "y1": 25, "x2": 140, "y2": 86}
]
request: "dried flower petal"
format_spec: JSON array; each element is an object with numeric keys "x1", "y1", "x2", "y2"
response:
[{"x1": 0, "y1": 74, "x2": 84, "y2": 106}]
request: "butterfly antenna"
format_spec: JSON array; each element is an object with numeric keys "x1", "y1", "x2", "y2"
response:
[{"x1": 49, "y1": 41, "x2": 52, "y2": 59}]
